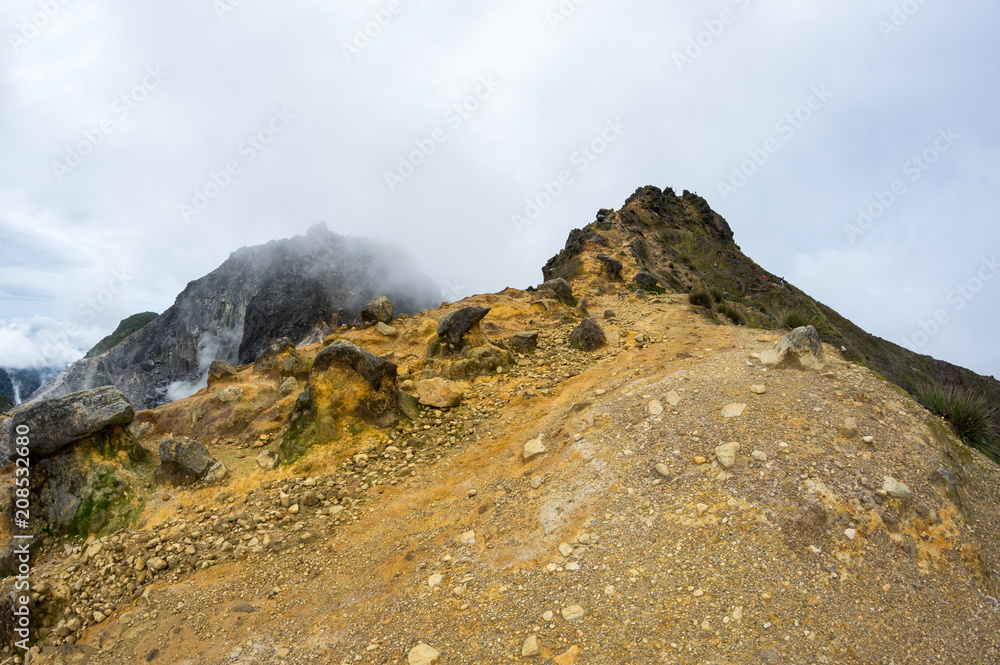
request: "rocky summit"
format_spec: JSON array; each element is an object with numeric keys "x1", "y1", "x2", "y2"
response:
[{"x1": 1, "y1": 186, "x2": 999, "y2": 665}]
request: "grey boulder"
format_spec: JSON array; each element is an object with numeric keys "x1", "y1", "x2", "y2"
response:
[{"x1": 4, "y1": 386, "x2": 134, "y2": 460}]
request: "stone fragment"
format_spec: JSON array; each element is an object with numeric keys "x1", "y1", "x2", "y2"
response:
[
  {"x1": 361, "y1": 296, "x2": 394, "y2": 325},
  {"x1": 760, "y1": 325, "x2": 826, "y2": 371},
  {"x1": 507, "y1": 332, "x2": 539, "y2": 353},
  {"x1": 208, "y1": 359, "x2": 237, "y2": 383},
  {"x1": 416, "y1": 378, "x2": 464, "y2": 408},
  {"x1": 407, "y1": 643, "x2": 440, "y2": 665},
  {"x1": 648, "y1": 399, "x2": 663, "y2": 415},
  {"x1": 155, "y1": 436, "x2": 217, "y2": 486},
  {"x1": 561, "y1": 605, "x2": 585, "y2": 621},
  {"x1": 751, "y1": 450, "x2": 768, "y2": 463},
  {"x1": 553, "y1": 645, "x2": 581, "y2": 665},
  {"x1": 881, "y1": 477, "x2": 914, "y2": 501},
  {"x1": 458, "y1": 530, "x2": 476, "y2": 547},
  {"x1": 427, "y1": 574, "x2": 444, "y2": 588},
  {"x1": 521, "y1": 635, "x2": 540, "y2": 657},
  {"x1": 666, "y1": 391, "x2": 681, "y2": 407},
  {"x1": 375, "y1": 322, "x2": 398, "y2": 336},
  {"x1": 715, "y1": 442, "x2": 741, "y2": 469},
  {"x1": 568, "y1": 319, "x2": 607, "y2": 351},
  {"x1": 256, "y1": 451, "x2": 279, "y2": 471},
  {"x1": 522, "y1": 435, "x2": 547, "y2": 462},
  {"x1": 722, "y1": 403, "x2": 747, "y2": 418},
  {"x1": 436, "y1": 307, "x2": 491, "y2": 345},
  {"x1": 558, "y1": 543, "x2": 573, "y2": 557},
  {"x1": 654, "y1": 463, "x2": 672, "y2": 479},
  {"x1": 839, "y1": 418, "x2": 859, "y2": 439},
  {"x1": 750, "y1": 385, "x2": 767, "y2": 394}
]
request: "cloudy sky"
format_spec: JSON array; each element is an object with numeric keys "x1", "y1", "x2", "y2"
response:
[{"x1": 1, "y1": 0, "x2": 998, "y2": 379}]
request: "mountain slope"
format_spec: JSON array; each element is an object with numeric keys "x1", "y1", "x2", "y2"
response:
[
  {"x1": 85, "y1": 312, "x2": 159, "y2": 358},
  {"x1": 544, "y1": 185, "x2": 1000, "y2": 459}
]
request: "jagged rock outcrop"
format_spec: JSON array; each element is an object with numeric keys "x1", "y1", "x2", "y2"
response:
[
  {"x1": 1, "y1": 387, "x2": 134, "y2": 460},
  {"x1": 32, "y1": 224, "x2": 440, "y2": 409}
]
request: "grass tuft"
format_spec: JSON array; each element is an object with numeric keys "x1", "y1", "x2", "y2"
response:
[
  {"x1": 689, "y1": 290, "x2": 714, "y2": 309},
  {"x1": 917, "y1": 385, "x2": 999, "y2": 460}
]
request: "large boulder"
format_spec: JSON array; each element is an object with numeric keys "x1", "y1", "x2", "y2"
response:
[
  {"x1": 437, "y1": 307, "x2": 491, "y2": 346},
  {"x1": 539, "y1": 278, "x2": 575, "y2": 306},
  {"x1": 361, "y1": 296, "x2": 394, "y2": 326},
  {"x1": 3, "y1": 386, "x2": 134, "y2": 460},
  {"x1": 304, "y1": 340, "x2": 399, "y2": 428},
  {"x1": 253, "y1": 338, "x2": 311, "y2": 382},
  {"x1": 761, "y1": 326, "x2": 826, "y2": 371},
  {"x1": 634, "y1": 271, "x2": 659, "y2": 290},
  {"x1": 416, "y1": 378, "x2": 464, "y2": 408},
  {"x1": 506, "y1": 332, "x2": 539, "y2": 353},
  {"x1": 154, "y1": 436, "x2": 218, "y2": 486},
  {"x1": 312, "y1": 340, "x2": 398, "y2": 393},
  {"x1": 596, "y1": 254, "x2": 623, "y2": 278},
  {"x1": 568, "y1": 319, "x2": 607, "y2": 351}
]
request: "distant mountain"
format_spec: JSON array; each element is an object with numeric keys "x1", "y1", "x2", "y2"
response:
[
  {"x1": 32, "y1": 223, "x2": 441, "y2": 409},
  {"x1": 0, "y1": 367, "x2": 60, "y2": 408},
  {"x1": 85, "y1": 312, "x2": 159, "y2": 358}
]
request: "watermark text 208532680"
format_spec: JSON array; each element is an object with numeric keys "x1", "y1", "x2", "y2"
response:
[
  {"x1": 52, "y1": 66, "x2": 168, "y2": 182},
  {"x1": 12, "y1": 423, "x2": 34, "y2": 652},
  {"x1": 179, "y1": 107, "x2": 295, "y2": 224}
]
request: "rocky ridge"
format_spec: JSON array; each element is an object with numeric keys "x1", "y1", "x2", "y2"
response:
[{"x1": 1, "y1": 189, "x2": 998, "y2": 664}]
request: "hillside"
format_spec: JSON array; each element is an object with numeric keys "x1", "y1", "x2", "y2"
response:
[
  {"x1": 85, "y1": 313, "x2": 160, "y2": 359},
  {"x1": 544, "y1": 186, "x2": 1000, "y2": 459},
  {"x1": 2, "y1": 187, "x2": 999, "y2": 664}
]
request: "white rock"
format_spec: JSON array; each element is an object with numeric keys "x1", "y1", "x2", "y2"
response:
[
  {"x1": 722, "y1": 403, "x2": 747, "y2": 418},
  {"x1": 882, "y1": 476, "x2": 914, "y2": 500},
  {"x1": 561, "y1": 605, "x2": 585, "y2": 621},
  {"x1": 458, "y1": 531, "x2": 477, "y2": 547},
  {"x1": 558, "y1": 543, "x2": 573, "y2": 557},
  {"x1": 751, "y1": 450, "x2": 768, "y2": 463},
  {"x1": 427, "y1": 574, "x2": 444, "y2": 588},
  {"x1": 522, "y1": 635, "x2": 540, "y2": 657},
  {"x1": 523, "y1": 435, "x2": 547, "y2": 462},
  {"x1": 542, "y1": 610, "x2": 554, "y2": 622},
  {"x1": 750, "y1": 385, "x2": 767, "y2": 394},
  {"x1": 407, "y1": 643, "x2": 440, "y2": 665},
  {"x1": 844, "y1": 528, "x2": 857, "y2": 541},
  {"x1": 666, "y1": 391, "x2": 682, "y2": 407},
  {"x1": 714, "y1": 442, "x2": 741, "y2": 469},
  {"x1": 648, "y1": 399, "x2": 664, "y2": 415}
]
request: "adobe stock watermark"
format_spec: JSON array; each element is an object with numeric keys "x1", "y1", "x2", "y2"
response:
[
  {"x1": 546, "y1": 0, "x2": 587, "y2": 30},
  {"x1": 673, "y1": 0, "x2": 752, "y2": 73},
  {"x1": 214, "y1": 0, "x2": 245, "y2": 21},
  {"x1": 51, "y1": 66, "x2": 168, "y2": 183},
  {"x1": 878, "y1": 0, "x2": 931, "y2": 41},
  {"x1": 510, "y1": 117, "x2": 626, "y2": 235},
  {"x1": 341, "y1": 0, "x2": 403, "y2": 63},
  {"x1": 8, "y1": 0, "x2": 72, "y2": 53},
  {"x1": 178, "y1": 107, "x2": 295, "y2": 224},
  {"x1": 384, "y1": 76, "x2": 500, "y2": 192},
  {"x1": 716, "y1": 84, "x2": 833, "y2": 202},
  {"x1": 37, "y1": 267, "x2": 133, "y2": 364},
  {"x1": 440, "y1": 277, "x2": 467, "y2": 304},
  {"x1": 902, "y1": 254, "x2": 999, "y2": 351},
  {"x1": 843, "y1": 127, "x2": 959, "y2": 244}
]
